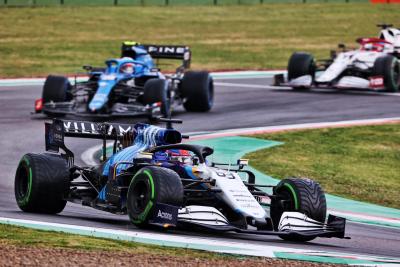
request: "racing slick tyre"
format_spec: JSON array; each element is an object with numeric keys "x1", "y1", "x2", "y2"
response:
[
  {"x1": 127, "y1": 166, "x2": 183, "y2": 228},
  {"x1": 181, "y1": 71, "x2": 214, "y2": 112},
  {"x1": 143, "y1": 79, "x2": 171, "y2": 118},
  {"x1": 14, "y1": 153, "x2": 70, "y2": 214},
  {"x1": 287, "y1": 52, "x2": 316, "y2": 90},
  {"x1": 270, "y1": 178, "x2": 326, "y2": 242},
  {"x1": 372, "y1": 55, "x2": 400, "y2": 92},
  {"x1": 42, "y1": 75, "x2": 71, "y2": 104}
]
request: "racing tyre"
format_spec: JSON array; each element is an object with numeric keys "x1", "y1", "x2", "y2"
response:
[
  {"x1": 270, "y1": 178, "x2": 326, "y2": 242},
  {"x1": 372, "y1": 55, "x2": 400, "y2": 92},
  {"x1": 14, "y1": 153, "x2": 70, "y2": 214},
  {"x1": 143, "y1": 79, "x2": 171, "y2": 118},
  {"x1": 127, "y1": 166, "x2": 183, "y2": 228},
  {"x1": 287, "y1": 52, "x2": 316, "y2": 90},
  {"x1": 181, "y1": 71, "x2": 214, "y2": 112},
  {"x1": 42, "y1": 75, "x2": 71, "y2": 104}
]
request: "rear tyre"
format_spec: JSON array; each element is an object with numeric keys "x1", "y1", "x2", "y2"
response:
[
  {"x1": 14, "y1": 153, "x2": 70, "y2": 214},
  {"x1": 372, "y1": 55, "x2": 400, "y2": 92},
  {"x1": 287, "y1": 52, "x2": 316, "y2": 90},
  {"x1": 270, "y1": 178, "x2": 326, "y2": 242},
  {"x1": 143, "y1": 79, "x2": 171, "y2": 118},
  {"x1": 181, "y1": 71, "x2": 214, "y2": 112},
  {"x1": 42, "y1": 75, "x2": 71, "y2": 104},
  {"x1": 127, "y1": 166, "x2": 183, "y2": 228}
]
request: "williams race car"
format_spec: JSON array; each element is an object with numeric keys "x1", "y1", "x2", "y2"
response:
[
  {"x1": 34, "y1": 42, "x2": 214, "y2": 119},
  {"x1": 15, "y1": 119, "x2": 347, "y2": 241},
  {"x1": 275, "y1": 24, "x2": 400, "y2": 92}
]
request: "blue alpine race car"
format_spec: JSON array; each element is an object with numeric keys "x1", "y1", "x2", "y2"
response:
[{"x1": 35, "y1": 42, "x2": 214, "y2": 119}]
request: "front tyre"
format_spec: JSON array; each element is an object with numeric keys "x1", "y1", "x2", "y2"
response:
[
  {"x1": 181, "y1": 71, "x2": 214, "y2": 112},
  {"x1": 127, "y1": 166, "x2": 183, "y2": 228},
  {"x1": 14, "y1": 153, "x2": 70, "y2": 214},
  {"x1": 373, "y1": 55, "x2": 400, "y2": 92},
  {"x1": 287, "y1": 52, "x2": 316, "y2": 90},
  {"x1": 270, "y1": 178, "x2": 326, "y2": 242}
]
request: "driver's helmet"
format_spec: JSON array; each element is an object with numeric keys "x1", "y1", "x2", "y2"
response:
[
  {"x1": 120, "y1": 62, "x2": 135, "y2": 74},
  {"x1": 168, "y1": 149, "x2": 192, "y2": 165},
  {"x1": 364, "y1": 42, "x2": 384, "y2": 52}
]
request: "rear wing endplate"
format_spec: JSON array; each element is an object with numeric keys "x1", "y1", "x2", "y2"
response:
[{"x1": 45, "y1": 119, "x2": 137, "y2": 164}]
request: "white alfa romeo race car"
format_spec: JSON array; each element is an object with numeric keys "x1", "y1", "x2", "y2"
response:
[{"x1": 275, "y1": 24, "x2": 400, "y2": 92}]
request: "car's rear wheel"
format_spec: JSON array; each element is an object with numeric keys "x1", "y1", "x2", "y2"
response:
[
  {"x1": 287, "y1": 52, "x2": 316, "y2": 90},
  {"x1": 14, "y1": 153, "x2": 70, "y2": 214},
  {"x1": 181, "y1": 71, "x2": 214, "y2": 112},
  {"x1": 42, "y1": 75, "x2": 71, "y2": 103},
  {"x1": 42, "y1": 75, "x2": 71, "y2": 116},
  {"x1": 143, "y1": 79, "x2": 171, "y2": 118},
  {"x1": 127, "y1": 166, "x2": 183, "y2": 228},
  {"x1": 373, "y1": 55, "x2": 400, "y2": 92},
  {"x1": 270, "y1": 178, "x2": 326, "y2": 242}
]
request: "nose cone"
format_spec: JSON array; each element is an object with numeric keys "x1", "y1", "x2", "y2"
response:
[{"x1": 88, "y1": 101, "x2": 104, "y2": 112}]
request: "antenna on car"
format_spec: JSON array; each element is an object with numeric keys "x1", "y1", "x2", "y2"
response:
[
  {"x1": 158, "y1": 117, "x2": 183, "y2": 129},
  {"x1": 377, "y1": 23, "x2": 393, "y2": 30}
]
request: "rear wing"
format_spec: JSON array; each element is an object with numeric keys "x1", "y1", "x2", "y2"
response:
[
  {"x1": 44, "y1": 119, "x2": 183, "y2": 165},
  {"x1": 121, "y1": 42, "x2": 191, "y2": 69},
  {"x1": 45, "y1": 119, "x2": 136, "y2": 165}
]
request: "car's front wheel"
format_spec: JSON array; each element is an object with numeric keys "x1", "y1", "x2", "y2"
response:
[
  {"x1": 270, "y1": 177, "x2": 327, "y2": 242},
  {"x1": 373, "y1": 55, "x2": 400, "y2": 92},
  {"x1": 287, "y1": 52, "x2": 316, "y2": 90},
  {"x1": 127, "y1": 166, "x2": 183, "y2": 228}
]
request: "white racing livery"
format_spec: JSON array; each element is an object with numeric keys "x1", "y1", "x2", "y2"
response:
[
  {"x1": 275, "y1": 24, "x2": 400, "y2": 92},
  {"x1": 15, "y1": 119, "x2": 348, "y2": 242}
]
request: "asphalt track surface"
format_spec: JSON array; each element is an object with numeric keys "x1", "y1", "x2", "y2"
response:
[{"x1": 1, "y1": 77, "x2": 400, "y2": 259}]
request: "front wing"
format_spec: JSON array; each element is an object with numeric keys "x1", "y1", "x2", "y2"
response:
[
  {"x1": 41, "y1": 101, "x2": 161, "y2": 118},
  {"x1": 150, "y1": 204, "x2": 348, "y2": 240},
  {"x1": 274, "y1": 74, "x2": 386, "y2": 91}
]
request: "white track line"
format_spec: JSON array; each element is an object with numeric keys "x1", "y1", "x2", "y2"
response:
[
  {"x1": 214, "y1": 82, "x2": 276, "y2": 89},
  {"x1": 1, "y1": 216, "x2": 399, "y2": 266},
  {"x1": 0, "y1": 71, "x2": 281, "y2": 87}
]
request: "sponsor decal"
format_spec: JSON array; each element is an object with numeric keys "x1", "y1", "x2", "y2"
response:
[
  {"x1": 255, "y1": 195, "x2": 270, "y2": 205},
  {"x1": 147, "y1": 46, "x2": 186, "y2": 55},
  {"x1": 157, "y1": 210, "x2": 173, "y2": 221},
  {"x1": 63, "y1": 121, "x2": 132, "y2": 136},
  {"x1": 369, "y1": 76, "x2": 384, "y2": 89}
]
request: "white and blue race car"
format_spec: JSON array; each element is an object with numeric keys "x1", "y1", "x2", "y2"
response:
[{"x1": 15, "y1": 119, "x2": 347, "y2": 242}]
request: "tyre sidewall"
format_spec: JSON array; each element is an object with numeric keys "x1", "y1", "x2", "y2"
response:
[
  {"x1": 127, "y1": 167, "x2": 183, "y2": 227},
  {"x1": 288, "y1": 52, "x2": 315, "y2": 81},
  {"x1": 181, "y1": 71, "x2": 213, "y2": 112},
  {"x1": 14, "y1": 153, "x2": 70, "y2": 214},
  {"x1": 270, "y1": 178, "x2": 327, "y2": 241},
  {"x1": 143, "y1": 79, "x2": 171, "y2": 118},
  {"x1": 42, "y1": 75, "x2": 71, "y2": 104},
  {"x1": 373, "y1": 55, "x2": 400, "y2": 92}
]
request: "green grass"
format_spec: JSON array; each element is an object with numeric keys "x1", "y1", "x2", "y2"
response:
[
  {"x1": 0, "y1": 4, "x2": 399, "y2": 77},
  {"x1": 0, "y1": 223, "x2": 230, "y2": 259},
  {"x1": 245, "y1": 124, "x2": 400, "y2": 209}
]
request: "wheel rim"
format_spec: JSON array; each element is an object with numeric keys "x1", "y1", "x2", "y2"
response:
[
  {"x1": 277, "y1": 188, "x2": 296, "y2": 212},
  {"x1": 131, "y1": 180, "x2": 150, "y2": 214},
  {"x1": 15, "y1": 164, "x2": 30, "y2": 201},
  {"x1": 208, "y1": 79, "x2": 214, "y2": 107},
  {"x1": 393, "y1": 61, "x2": 400, "y2": 89}
]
